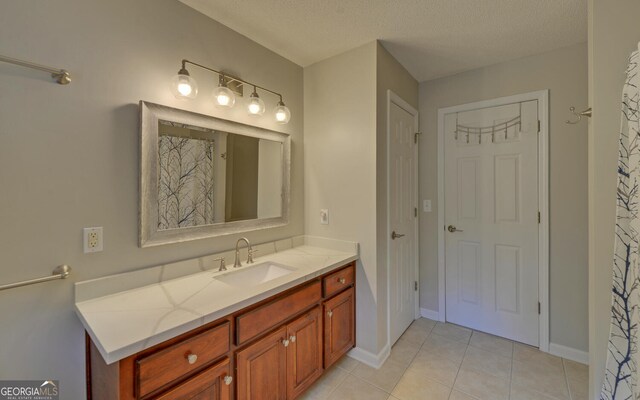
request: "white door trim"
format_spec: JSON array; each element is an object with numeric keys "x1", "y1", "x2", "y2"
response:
[
  {"x1": 386, "y1": 90, "x2": 420, "y2": 348},
  {"x1": 436, "y1": 90, "x2": 550, "y2": 352}
]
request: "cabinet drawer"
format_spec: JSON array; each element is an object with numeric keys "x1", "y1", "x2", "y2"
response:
[
  {"x1": 136, "y1": 322, "x2": 230, "y2": 398},
  {"x1": 323, "y1": 263, "x2": 355, "y2": 298},
  {"x1": 236, "y1": 281, "x2": 322, "y2": 346},
  {"x1": 155, "y1": 358, "x2": 231, "y2": 400}
]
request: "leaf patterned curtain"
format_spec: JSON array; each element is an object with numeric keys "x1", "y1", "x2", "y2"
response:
[
  {"x1": 157, "y1": 135, "x2": 215, "y2": 230},
  {"x1": 601, "y1": 47, "x2": 640, "y2": 400}
]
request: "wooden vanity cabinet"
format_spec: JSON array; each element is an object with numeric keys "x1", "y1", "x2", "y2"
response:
[
  {"x1": 86, "y1": 261, "x2": 356, "y2": 400},
  {"x1": 286, "y1": 307, "x2": 323, "y2": 399},
  {"x1": 236, "y1": 307, "x2": 323, "y2": 400},
  {"x1": 323, "y1": 287, "x2": 355, "y2": 369},
  {"x1": 236, "y1": 327, "x2": 288, "y2": 400}
]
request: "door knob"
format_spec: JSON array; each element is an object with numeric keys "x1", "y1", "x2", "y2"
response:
[
  {"x1": 447, "y1": 225, "x2": 464, "y2": 233},
  {"x1": 391, "y1": 231, "x2": 406, "y2": 240},
  {"x1": 282, "y1": 339, "x2": 290, "y2": 347},
  {"x1": 289, "y1": 335, "x2": 296, "y2": 343},
  {"x1": 223, "y1": 375, "x2": 233, "y2": 386}
]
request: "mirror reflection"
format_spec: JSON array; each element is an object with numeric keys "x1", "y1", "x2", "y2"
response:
[{"x1": 157, "y1": 120, "x2": 284, "y2": 231}]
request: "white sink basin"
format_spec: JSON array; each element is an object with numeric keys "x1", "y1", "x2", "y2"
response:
[{"x1": 215, "y1": 262, "x2": 297, "y2": 287}]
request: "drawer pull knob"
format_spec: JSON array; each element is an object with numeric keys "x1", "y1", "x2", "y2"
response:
[
  {"x1": 327, "y1": 310, "x2": 333, "y2": 318},
  {"x1": 289, "y1": 335, "x2": 296, "y2": 343},
  {"x1": 338, "y1": 277, "x2": 346, "y2": 284},
  {"x1": 223, "y1": 375, "x2": 233, "y2": 386},
  {"x1": 186, "y1": 353, "x2": 198, "y2": 364},
  {"x1": 282, "y1": 339, "x2": 290, "y2": 347}
]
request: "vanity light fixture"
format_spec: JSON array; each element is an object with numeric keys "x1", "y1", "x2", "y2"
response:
[
  {"x1": 213, "y1": 74, "x2": 236, "y2": 108},
  {"x1": 247, "y1": 86, "x2": 265, "y2": 116},
  {"x1": 171, "y1": 59, "x2": 291, "y2": 124},
  {"x1": 274, "y1": 100, "x2": 291, "y2": 124},
  {"x1": 170, "y1": 65, "x2": 197, "y2": 99}
]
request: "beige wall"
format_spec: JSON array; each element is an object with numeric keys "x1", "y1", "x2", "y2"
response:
[
  {"x1": 376, "y1": 42, "x2": 419, "y2": 349},
  {"x1": 0, "y1": 0, "x2": 303, "y2": 397},
  {"x1": 304, "y1": 42, "x2": 379, "y2": 353},
  {"x1": 419, "y1": 43, "x2": 588, "y2": 352},
  {"x1": 588, "y1": 1, "x2": 640, "y2": 397},
  {"x1": 304, "y1": 41, "x2": 418, "y2": 356}
]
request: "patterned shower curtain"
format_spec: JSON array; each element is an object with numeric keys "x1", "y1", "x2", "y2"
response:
[{"x1": 601, "y1": 47, "x2": 640, "y2": 400}]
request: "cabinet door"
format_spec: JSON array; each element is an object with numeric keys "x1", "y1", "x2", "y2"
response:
[
  {"x1": 323, "y1": 287, "x2": 355, "y2": 369},
  {"x1": 236, "y1": 327, "x2": 288, "y2": 400},
  {"x1": 286, "y1": 307, "x2": 323, "y2": 399},
  {"x1": 155, "y1": 358, "x2": 231, "y2": 400}
]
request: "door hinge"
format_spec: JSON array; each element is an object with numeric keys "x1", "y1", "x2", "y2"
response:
[
  {"x1": 538, "y1": 302, "x2": 541, "y2": 314},
  {"x1": 414, "y1": 131, "x2": 422, "y2": 144},
  {"x1": 414, "y1": 207, "x2": 418, "y2": 217},
  {"x1": 414, "y1": 281, "x2": 418, "y2": 291},
  {"x1": 538, "y1": 211, "x2": 541, "y2": 224},
  {"x1": 537, "y1": 120, "x2": 541, "y2": 133}
]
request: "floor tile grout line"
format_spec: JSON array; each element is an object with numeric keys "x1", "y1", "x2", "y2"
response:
[
  {"x1": 385, "y1": 320, "x2": 433, "y2": 395},
  {"x1": 447, "y1": 330, "x2": 472, "y2": 400},
  {"x1": 561, "y1": 358, "x2": 573, "y2": 400},
  {"x1": 508, "y1": 338, "x2": 515, "y2": 400}
]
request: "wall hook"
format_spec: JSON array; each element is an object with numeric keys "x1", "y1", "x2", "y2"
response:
[{"x1": 566, "y1": 106, "x2": 592, "y2": 124}]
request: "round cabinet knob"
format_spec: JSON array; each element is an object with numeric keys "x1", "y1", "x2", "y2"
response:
[
  {"x1": 186, "y1": 353, "x2": 198, "y2": 364},
  {"x1": 223, "y1": 375, "x2": 233, "y2": 386},
  {"x1": 289, "y1": 335, "x2": 296, "y2": 343},
  {"x1": 338, "y1": 277, "x2": 346, "y2": 284},
  {"x1": 282, "y1": 339, "x2": 290, "y2": 347},
  {"x1": 327, "y1": 310, "x2": 333, "y2": 318}
]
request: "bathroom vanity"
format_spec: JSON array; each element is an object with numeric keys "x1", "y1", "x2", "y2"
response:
[{"x1": 75, "y1": 237, "x2": 358, "y2": 400}]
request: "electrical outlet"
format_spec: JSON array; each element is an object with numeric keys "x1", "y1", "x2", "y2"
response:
[
  {"x1": 320, "y1": 209, "x2": 329, "y2": 225},
  {"x1": 84, "y1": 227, "x2": 103, "y2": 253},
  {"x1": 423, "y1": 200, "x2": 432, "y2": 212}
]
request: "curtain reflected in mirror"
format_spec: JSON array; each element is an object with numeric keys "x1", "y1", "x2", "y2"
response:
[{"x1": 157, "y1": 120, "x2": 284, "y2": 231}]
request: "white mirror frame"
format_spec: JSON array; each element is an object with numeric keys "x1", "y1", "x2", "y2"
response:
[{"x1": 139, "y1": 101, "x2": 291, "y2": 247}]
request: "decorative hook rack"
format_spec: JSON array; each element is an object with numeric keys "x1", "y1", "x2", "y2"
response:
[{"x1": 566, "y1": 106, "x2": 592, "y2": 124}]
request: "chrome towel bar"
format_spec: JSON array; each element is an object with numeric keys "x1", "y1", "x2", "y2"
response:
[{"x1": 0, "y1": 265, "x2": 72, "y2": 292}]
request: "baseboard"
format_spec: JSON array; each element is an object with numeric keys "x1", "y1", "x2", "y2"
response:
[
  {"x1": 549, "y1": 342, "x2": 588, "y2": 365},
  {"x1": 348, "y1": 344, "x2": 390, "y2": 369},
  {"x1": 420, "y1": 308, "x2": 441, "y2": 321}
]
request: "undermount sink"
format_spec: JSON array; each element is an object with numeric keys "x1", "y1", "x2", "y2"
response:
[{"x1": 214, "y1": 262, "x2": 297, "y2": 287}]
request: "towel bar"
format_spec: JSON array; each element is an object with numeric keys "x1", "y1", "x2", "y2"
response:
[{"x1": 0, "y1": 265, "x2": 72, "y2": 291}]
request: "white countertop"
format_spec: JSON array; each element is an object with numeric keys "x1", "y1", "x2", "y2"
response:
[{"x1": 74, "y1": 236, "x2": 358, "y2": 365}]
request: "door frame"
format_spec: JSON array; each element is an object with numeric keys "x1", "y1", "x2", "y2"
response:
[
  {"x1": 386, "y1": 90, "x2": 420, "y2": 347},
  {"x1": 436, "y1": 90, "x2": 550, "y2": 352}
]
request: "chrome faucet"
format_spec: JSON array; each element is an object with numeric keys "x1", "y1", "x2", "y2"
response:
[{"x1": 234, "y1": 237, "x2": 257, "y2": 268}]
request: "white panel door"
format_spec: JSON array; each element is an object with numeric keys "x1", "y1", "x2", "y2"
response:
[
  {"x1": 389, "y1": 99, "x2": 418, "y2": 345},
  {"x1": 444, "y1": 100, "x2": 539, "y2": 345}
]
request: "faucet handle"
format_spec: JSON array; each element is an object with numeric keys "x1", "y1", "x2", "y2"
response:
[
  {"x1": 247, "y1": 248, "x2": 258, "y2": 264},
  {"x1": 213, "y1": 257, "x2": 226, "y2": 272}
]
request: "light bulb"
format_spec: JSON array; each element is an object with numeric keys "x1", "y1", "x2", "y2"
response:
[
  {"x1": 213, "y1": 85, "x2": 236, "y2": 108},
  {"x1": 170, "y1": 68, "x2": 197, "y2": 99},
  {"x1": 177, "y1": 82, "x2": 192, "y2": 96},
  {"x1": 274, "y1": 101, "x2": 291, "y2": 124},
  {"x1": 247, "y1": 90, "x2": 265, "y2": 116}
]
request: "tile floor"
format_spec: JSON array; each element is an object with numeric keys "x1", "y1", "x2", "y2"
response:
[{"x1": 300, "y1": 318, "x2": 588, "y2": 400}]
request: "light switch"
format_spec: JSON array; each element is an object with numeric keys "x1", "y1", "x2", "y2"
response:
[
  {"x1": 423, "y1": 200, "x2": 432, "y2": 213},
  {"x1": 320, "y1": 209, "x2": 329, "y2": 225}
]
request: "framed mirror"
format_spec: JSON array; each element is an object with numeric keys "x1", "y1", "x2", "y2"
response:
[{"x1": 139, "y1": 101, "x2": 290, "y2": 247}]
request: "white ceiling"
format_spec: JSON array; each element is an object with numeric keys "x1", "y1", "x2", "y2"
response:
[{"x1": 180, "y1": 0, "x2": 587, "y2": 82}]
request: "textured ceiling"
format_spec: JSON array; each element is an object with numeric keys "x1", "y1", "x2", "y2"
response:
[{"x1": 180, "y1": 0, "x2": 587, "y2": 82}]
